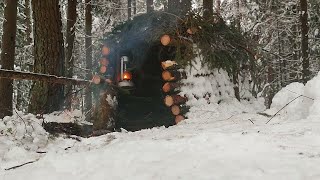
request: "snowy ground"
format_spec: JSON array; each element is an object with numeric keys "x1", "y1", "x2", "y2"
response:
[{"x1": 1, "y1": 71, "x2": 320, "y2": 179}]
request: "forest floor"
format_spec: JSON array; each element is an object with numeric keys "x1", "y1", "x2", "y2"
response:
[{"x1": 1, "y1": 71, "x2": 320, "y2": 180}]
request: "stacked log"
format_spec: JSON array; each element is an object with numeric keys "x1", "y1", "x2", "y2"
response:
[{"x1": 160, "y1": 59, "x2": 189, "y2": 124}]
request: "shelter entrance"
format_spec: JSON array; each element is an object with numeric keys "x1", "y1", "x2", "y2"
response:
[{"x1": 116, "y1": 44, "x2": 176, "y2": 131}]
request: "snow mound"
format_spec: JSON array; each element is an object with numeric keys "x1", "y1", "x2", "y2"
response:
[
  {"x1": 0, "y1": 113, "x2": 48, "y2": 169},
  {"x1": 269, "y1": 72, "x2": 320, "y2": 121},
  {"x1": 180, "y1": 56, "x2": 265, "y2": 121}
]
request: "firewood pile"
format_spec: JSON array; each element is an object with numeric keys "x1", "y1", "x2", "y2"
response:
[{"x1": 159, "y1": 34, "x2": 190, "y2": 124}]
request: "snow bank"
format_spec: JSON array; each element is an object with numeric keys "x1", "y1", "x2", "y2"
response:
[
  {"x1": 0, "y1": 110, "x2": 88, "y2": 170},
  {"x1": 0, "y1": 113, "x2": 48, "y2": 169},
  {"x1": 180, "y1": 56, "x2": 265, "y2": 121},
  {"x1": 269, "y1": 72, "x2": 320, "y2": 121}
]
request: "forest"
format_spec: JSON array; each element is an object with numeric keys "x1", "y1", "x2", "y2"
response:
[
  {"x1": 0, "y1": 0, "x2": 319, "y2": 121},
  {"x1": 0, "y1": 0, "x2": 320, "y2": 179}
]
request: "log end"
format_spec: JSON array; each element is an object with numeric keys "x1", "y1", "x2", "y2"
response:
[
  {"x1": 100, "y1": 66, "x2": 107, "y2": 74},
  {"x1": 175, "y1": 115, "x2": 185, "y2": 124},
  {"x1": 162, "y1": 71, "x2": 174, "y2": 81},
  {"x1": 92, "y1": 75, "x2": 101, "y2": 84},
  {"x1": 160, "y1": 35, "x2": 171, "y2": 46},
  {"x1": 171, "y1": 105, "x2": 181, "y2": 116},
  {"x1": 102, "y1": 46, "x2": 110, "y2": 56},
  {"x1": 164, "y1": 95, "x2": 174, "y2": 107},
  {"x1": 162, "y1": 82, "x2": 171, "y2": 93}
]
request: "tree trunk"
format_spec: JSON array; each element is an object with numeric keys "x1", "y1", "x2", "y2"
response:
[
  {"x1": 168, "y1": 0, "x2": 180, "y2": 15},
  {"x1": 29, "y1": 0, "x2": 65, "y2": 114},
  {"x1": 300, "y1": 0, "x2": 310, "y2": 84},
  {"x1": 216, "y1": 0, "x2": 221, "y2": 14},
  {"x1": 133, "y1": 0, "x2": 136, "y2": 14},
  {"x1": 85, "y1": 0, "x2": 93, "y2": 112},
  {"x1": 92, "y1": 86, "x2": 118, "y2": 132},
  {"x1": 0, "y1": 0, "x2": 18, "y2": 119},
  {"x1": 128, "y1": 0, "x2": 132, "y2": 20},
  {"x1": 180, "y1": 0, "x2": 191, "y2": 15},
  {"x1": 147, "y1": 0, "x2": 154, "y2": 13},
  {"x1": 203, "y1": 0, "x2": 213, "y2": 18},
  {"x1": 25, "y1": 0, "x2": 32, "y2": 45},
  {"x1": 66, "y1": 0, "x2": 77, "y2": 109}
]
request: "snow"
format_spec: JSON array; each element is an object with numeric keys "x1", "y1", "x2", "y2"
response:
[{"x1": 1, "y1": 69, "x2": 320, "y2": 179}]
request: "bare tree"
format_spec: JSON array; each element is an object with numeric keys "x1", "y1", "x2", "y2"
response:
[
  {"x1": 147, "y1": 0, "x2": 154, "y2": 13},
  {"x1": 65, "y1": 0, "x2": 77, "y2": 109},
  {"x1": 300, "y1": 0, "x2": 310, "y2": 84},
  {"x1": 128, "y1": 0, "x2": 132, "y2": 19},
  {"x1": 85, "y1": 0, "x2": 93, "y2": 112},
  {"x1": 203, "y1": 0, "x2": 213, "y2": 18},
  {"x1": 0, "y1": 0, "x2": 18, "y2": 118}
]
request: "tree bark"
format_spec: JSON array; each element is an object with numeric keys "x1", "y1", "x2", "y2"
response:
[
  {"x1": 29, "y1": 0, "x2": 65, "y2": 114},
  {"x1": 0, "y1": 0, "x2": 18, "y2": 119},
  {"x1": 133, "y1": 0, "x2": 136, "y2": 14},
  {"x1": 92, "y1": 86, "x2": 118, "y2": 132},
  {"x1": 85, "y1": 0, "x2": 93, "y2": 112},
  {"x1": 66, "y1": 0, "x2": 77, "y2": 109},
  {"x1": 147, "y1": 0, "x2": 154, "y2": 13},
  {"x1": 203, "y1": 0, "x2": 213, "y2": 18},
  {"x1": 128, "y1": 0, "x2": 132, "y2": 20},
  {"x1": 216, "y1": 0, "x2": 221, "y2": 14},
  {"x1": 25, "y1": 0, "x2": 32, "y2": 45},
  {"x1": 300, "y1": 0, "x2": 310, "y2": 84},
  {"x1": 168, "y1": 0, "x2": 180, "y2": 15}
]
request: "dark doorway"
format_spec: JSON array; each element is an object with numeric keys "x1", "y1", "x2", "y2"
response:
[{"x1": 117, "y1": 44, "x2": 176, "y2": 131}]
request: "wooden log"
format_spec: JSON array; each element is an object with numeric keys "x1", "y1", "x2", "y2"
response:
[
  {"x1": 0, "y1": 69, "x2": 90, "y2": 86},
  {"x1": 162, "y1": 70, "x2": 187, "y2": 81},
  {"x1": 102, "y1": 46, "x2": 110, "y2": 56},
  {"x1": 171, "y1": 104, "x2": 189, "y2": 116},
  {"x1": 162, "y1": 82, "x2": 180, "y2": 93},
  {"x1": 164, "y1": 95, "x2": 187, "y2": 107},
  {"x1": 160, "y1": 34, "x2": 172, "y2": 46},
  {"x1": 100, "y1": 65, "x2": 107, "y2": 74},
  {"x1": 161, "y1": 60, "x2": 180, "y2": 70},
  {"x1": 175, "y1": 115, "x2": 185, "y2": 124},
  {"x1": 43, "y1": 122, "x2": 93, "y2": 137}
]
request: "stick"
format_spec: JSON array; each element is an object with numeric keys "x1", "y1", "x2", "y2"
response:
[
  {"x1": 0, "y1": 69, "x2": 91, "y2": 86},
  {"x1": 265, "y1": 95, "x2": 302, "y2": 124},
  {"x1": 5, "y1": 159, "x2": 39, "y2": 170}
]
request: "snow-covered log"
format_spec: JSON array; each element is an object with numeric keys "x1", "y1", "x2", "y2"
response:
[{"x1": 0, "y1": 69, "x2": 90, "y2": 86}]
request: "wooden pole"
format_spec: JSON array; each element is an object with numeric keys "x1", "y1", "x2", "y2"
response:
[{"x1": 0, "y1": 69, "x2": 90, "y2": 86}]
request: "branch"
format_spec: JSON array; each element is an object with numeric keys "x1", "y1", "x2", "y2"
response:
[
  {"x1": 266, "y1": 95, "x2": 302, "y2": 124},
  {"x1": 0, "y1": 69, "x2": 91, "y2": 86},
  {"x1": 5, "y1": 159, "x2": 39, "y2": 170}
]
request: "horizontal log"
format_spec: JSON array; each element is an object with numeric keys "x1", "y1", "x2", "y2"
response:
[
  {"x1": 161, "y1": 60, "x2": 180, "y2": 70},
  {"x1": 0, "y1": 69, "x2": 90, "y2": 86},
  {"x1": 100, "y1": 66, "x2": 107, "y2": 74},
  {"x1": 43, "y1": 122, "x2": 93, "y2": 137},
  {"x1": 175, "y1": 115, "x2": 185, "y2": 124},
  {"x1": 164, "y1": 94, "x2": 187, "y2": 107},
  {"x1": 171, "y1": 104, "x2": 189, "y2": 116},
  {"x1": 162, "y1": 70, "x2": 187, "y2": 81},
  {"x1": 162, "y1": 82, "x2": 181, "y2": 93}
]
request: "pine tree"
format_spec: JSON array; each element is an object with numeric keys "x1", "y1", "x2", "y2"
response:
[
  {"x1": 0, "y1": 0, "x2": 18, "y2": 118},
  {"x1": 85, "y1": 0, "x2": 93, "y2": 113},
  {"x1": 300, "y1": 0, "x2": 310, "y2": 84},
  {"x1": 65, "y1": 0, "x2": 77, "y2": 109},
  {"x1": 28, "y1": 0, "x2": 65, "y2": 114}
]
